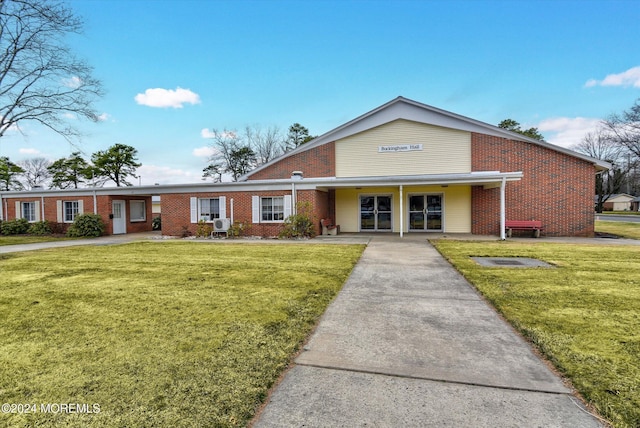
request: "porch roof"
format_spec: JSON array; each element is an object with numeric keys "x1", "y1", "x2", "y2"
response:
[{"x1": 299, "y1": 171, "x2": 523, "y2": 189}]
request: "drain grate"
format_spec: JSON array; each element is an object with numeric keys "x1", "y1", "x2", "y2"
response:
[{"x1": 491, "y1": 259, "x2": 525, "y2": 266}]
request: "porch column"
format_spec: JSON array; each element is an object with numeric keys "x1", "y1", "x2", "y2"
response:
[
  {"x1": 500, "y1": 176, "x2": 506, "y2": 240},
  {"x1": 399, "y1": 185, "x2": 404, "y2": 238}
]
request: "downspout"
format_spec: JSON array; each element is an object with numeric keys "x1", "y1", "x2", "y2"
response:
[
  {"x1": 500, "y1": 176, "x2": 506, "y2": 240},
  {"x1": 93, "y1": 189, "x2": 98, "y2": 214},
  {"x1": 230, "y1": 198, "x2": 234, "y2": 223},
  {"x1": 399, "y1": 185, "x2": 404, "y2": 238},
  {"x1": 0, "y1": 193, "x2": 4, "y2": 221},
  {"x1": 291, "y1": 171, "x2": 303, "y2": 216},
  {"x1": 291, "y1": 182, "x2": 296, "y2": 216},
  {"x1": 41, "y1": 196, "x2": 45, "y2": 220}
]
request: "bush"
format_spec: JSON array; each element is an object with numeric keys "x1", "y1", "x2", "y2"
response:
[
  {"x1": 152, "y1": 216, "x2": 161, "y2": 230},
  {"x1": 278, "y1": 202, "x2": 317, "y2": 239},
  {"x1": 228, "y1": 221, "x2": 248, "y2": 238},
  {"x1": 1, "y1": 218, "x2": 29, "y2": 235},
  {"x1": 66, "y1": 214, "x2": 105, "y2": 237},
  {"x1": 196, "y1": 220, "x2": 212, "y2": 238},
  {"x1": 27, "y1": 221, "x2": 52, "y2": 235},
  {"x1": 48, "y1": 222, "x2": 68, "y2": 235}
]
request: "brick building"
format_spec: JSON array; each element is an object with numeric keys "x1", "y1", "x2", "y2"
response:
[{"x1": 1, "y1": 97, "x2": 608, "y2": 238}]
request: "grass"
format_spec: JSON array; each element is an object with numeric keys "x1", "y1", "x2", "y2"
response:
[
  {"x1": 596, "y1": 220, "x2": 640, "y2": 240},
  {"x1": 0, "y1": 241, "x2": 365, "y2": 427},
  {"x1": 432, "y1": 240, "x2": 640, "y2": 428},
  {"x1": 0, "y1": 235, "x2": 76, "y2": 246}
]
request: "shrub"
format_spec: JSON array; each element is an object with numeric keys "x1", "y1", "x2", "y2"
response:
[
  {"x1": 1, "y1": 218, "x2": 29, "y2": 235},
  {"x1": 152, "y1": 216, "x2": 161, "y2": 230},
  {"x1": 228, "y1": 221, "x2": 248, "y2": 238},
  {"x1": 27, "y1": 221, "x2": 52, "y2": 235},
  {"x1": 66, "y1": 214, "x2": 105, "y2": 237},
  {"x1": 196, "y1": 220, "x2": 212, "y2": 238},
  {"x1": 278, "y1": 202, "x2": 317, "y2": 239},
  {"x1": 48, "y1": 222, "x2": 68, "y2": 235},
  {"x1": 181, "y1": 225, "x2": 192, "y2": 238}
]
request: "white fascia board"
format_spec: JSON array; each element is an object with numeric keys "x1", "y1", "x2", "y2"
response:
[{"x1": 300, "y1": 171, "x2": 523, "y2": 188}]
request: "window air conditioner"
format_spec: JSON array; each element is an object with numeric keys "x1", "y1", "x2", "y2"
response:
[{"x1": 214, "y1": 218, "x2": 231, "y2": 232}]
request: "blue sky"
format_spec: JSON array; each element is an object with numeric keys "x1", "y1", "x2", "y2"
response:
[{"x1": 2, "y1": 0, "x2": 640, "y2": 185}]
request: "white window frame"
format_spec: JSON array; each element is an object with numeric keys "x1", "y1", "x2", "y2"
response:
[
  {"x1": 21, "y1": 201, "x2": 36, "y2": 222},
  {"x1": 251, "y1": 195, "x2": 292, "y2": 223},
  {"x1": 63, "y1": 201, "x2": 79, "y2": 223},
  {"x1": 129, "y1": 200, "x2": 146, "y2": 222},
  {"x1": 198, "y1": 198, "x2": 220, "y2": 222},
  {"x1": 189, "y1": 196, "x2": 226, "y2": 224}
]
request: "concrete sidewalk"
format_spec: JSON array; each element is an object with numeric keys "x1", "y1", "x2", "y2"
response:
[
  {"x1": 0, "y1": 231, "x2": 160, "y2": 254},
  {"x1": 253, "y1": 236, "x2": 604, "y2": 427}
]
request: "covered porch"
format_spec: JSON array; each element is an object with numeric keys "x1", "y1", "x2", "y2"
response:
[{"x1": 310, "y1": 171, "x2": 522, "y2": 240}]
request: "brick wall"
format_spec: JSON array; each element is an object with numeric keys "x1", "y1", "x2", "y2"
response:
[
  {"x1": 161, "y1": 190, "x2": 330, "y2": 237},
  {"x1": 3, "y1": 195, "x2": 153, "y2": 235},
  {"x1": 247, "y1": 142, "x2": 336, "y2": 180},
  {"x1": 471, "y1": 133, "x2": 596, "y2": 237}
]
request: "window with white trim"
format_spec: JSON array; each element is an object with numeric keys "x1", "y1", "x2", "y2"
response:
[
  {"x1": 64, "y1": 201, "x2": 79, "y2": 222},
  {"x1": 199, "y1": 198, "x2": 220, "y2": 222},
  {"x1": 21, "y1": 202, "x2": 36, "y2": 222},
  {"x1": 261, "y1": 196, "x2": 284, "y2": 221},
  {"x1": 130, "y1": 200, "x2": 146, "y2": 222}
]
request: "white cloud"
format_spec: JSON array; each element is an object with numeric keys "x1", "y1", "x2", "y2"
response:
[
  {"x1": 63, "y1": 76, "x2": 82, "y2": 88},
  {"x1": 19, "y1": 148, "x2": 42, "y2": 155},
  {"x1": 134, "y1": 87, "x2": 201, "y2": 108},
  {"x1": 537, "y1": 117, "x2": 602, "y2": 148},
  {"x1": 585, "y1": 66, "x2": 640, "y2": 88},
  {"x1": 200, "y1": 128, "x2": 237, "y2": 139},
  {"x1": 97, "y1": 113, "x2": 111, "y2": 122},
  {"x1": 192, "y1": 146, "x2": 216, "y2": 158},
  {"x1": 136, "y1": 164, "x2": 201, "y2": 185}
]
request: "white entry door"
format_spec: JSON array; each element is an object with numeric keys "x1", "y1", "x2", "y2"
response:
[{"x1": 112, "y1": 200, "x2": 126, "y2": 234}]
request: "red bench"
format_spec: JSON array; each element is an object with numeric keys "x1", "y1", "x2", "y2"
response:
[{"x1": 505, "y1": 220, "x2": 543, "y2": 238}]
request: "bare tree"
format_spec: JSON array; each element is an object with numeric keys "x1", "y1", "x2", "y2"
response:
[
  {"x1": 604, "y1": 98, "x2": 640, "y2": 159},
  {"x1": 0, "y1": 0, "x2": 103, "y2": 144},
  {"x1": 245, "y1": 125, "x2": 284, "y2": 166},
  {"x1": 18, "y1": 157, "x2": 52, "y2": 189},
  {"x1": 572, "y1": 129, "x2": 636, "y2": 212}
]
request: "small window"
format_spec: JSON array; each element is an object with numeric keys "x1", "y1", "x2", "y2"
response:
[
  {"x1": 130, "y1": 200, "x2": 146, "y2": 222},
  {"x1": 21, "y1": 202, "x2": 36, "y2": 222},
  {"x1": 199, "y1": 198, "x2": 220, "y2": 222},
  {"x1": 64, "y1": 201, "x2": 79, "y2": 223},
  {"x1": 261, "y1": 196, "x2": 284, "y2": 222}
]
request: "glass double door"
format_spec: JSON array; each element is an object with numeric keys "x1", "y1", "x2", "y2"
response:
[
  {"x1": 409, "y1": 194, "x2": 442, "y2": 231},
  {"x1": 360, "y1": 195, "x2": 392, "y2": 231}
]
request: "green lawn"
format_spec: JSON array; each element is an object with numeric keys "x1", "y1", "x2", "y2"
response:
[
  {"x1": 0, "y1": 242, "x2": 364, "y2": 427},
  {"x1": 596, "y1": 220, "x2": 640, "y2": 240},
  {"x1": 0, "y1": 235, "x2": 76, "y2": 246},
  {"x1": 432, "y1": 240, "x2": 640, "y2": 428}
]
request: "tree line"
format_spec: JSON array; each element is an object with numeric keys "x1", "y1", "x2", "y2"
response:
[
  {"x1": 498, "y1": 102, "x2": 640, "y2": 212},
  {"x1": 202, "y1": 123, "x2": 314, "y2": 182},
  {"x1": 570, "y1": 99, "x2": 640, "y2": 212},
  {"x1": 0, "y1": 144, "x2": 140, "y2": 191}
]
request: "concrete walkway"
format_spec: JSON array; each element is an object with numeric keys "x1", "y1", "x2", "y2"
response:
[
  {"x1": 0, "y1": 231, "x2": 161, "y2": 253},
  {"x1": 253, "y1": 236, "x2": 605, "y2": 427}
]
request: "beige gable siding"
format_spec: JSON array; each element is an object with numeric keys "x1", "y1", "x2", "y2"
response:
[{"x1": 335, "y1": 119, "x2": 471, "y2": 178}]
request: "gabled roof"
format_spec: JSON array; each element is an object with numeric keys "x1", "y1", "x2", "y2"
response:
[{"x1": 242, "y1": 96, "x2": 610, "y2": 180}]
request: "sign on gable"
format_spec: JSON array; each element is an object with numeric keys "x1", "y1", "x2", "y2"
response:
[{"x1": 378, "y1": 144, "x2": 423, "y2": 153}]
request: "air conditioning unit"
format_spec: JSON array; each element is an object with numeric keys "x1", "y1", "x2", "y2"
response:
[{"x1": 214, "y1": 218, "x2": 231, "y2": 232}]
